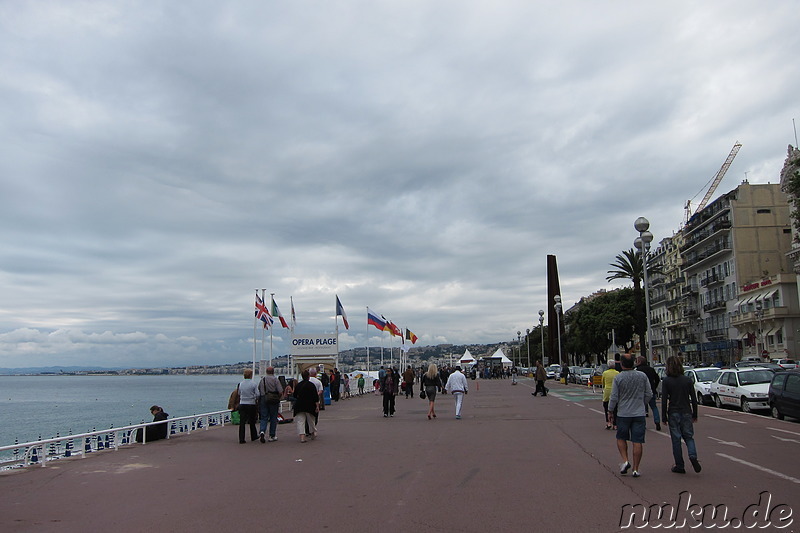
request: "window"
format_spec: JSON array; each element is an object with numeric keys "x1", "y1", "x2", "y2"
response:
[
  {"x1": 776, "y1": 329, "x2": 784, "y2": 345},
  {"x1": 786, "y1": 375, "x2": 800, "y2": 394},
  {"x1": 772, "y1": 373, "x2": 787, "y2": 390},
  {"x1": 757, "y1": 209, "x2": 771, "y2": 214}
]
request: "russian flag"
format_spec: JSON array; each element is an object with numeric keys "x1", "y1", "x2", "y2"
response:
[{"x1": 367, "y1": 309, "x2": 386, "y2": 332}]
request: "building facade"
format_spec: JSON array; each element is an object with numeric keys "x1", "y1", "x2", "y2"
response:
[{"x1": 678, "y1": 182, "x2": 797, "y2": 364}]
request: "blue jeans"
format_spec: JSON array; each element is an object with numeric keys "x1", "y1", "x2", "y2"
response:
[
  {"x1": 668, "y1": 412, "x2": 697, "y2": 468},
  {"x1": 259, "y1": 399, "x2": 280, "y2": 438},
  {"x1": 648, "y1": 394, "x2": 660, "y2": 426}
]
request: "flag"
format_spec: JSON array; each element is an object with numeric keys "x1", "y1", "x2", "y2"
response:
[
  {"x1": 389, "y1": 321, "x2": 402, "y2": 337},
  {"x1": 290, "y1": 296, "x2": 297, "y2": 331},
  {"x1": 271, "y1": 297, "x2": 290, "y2": 329},
  {"x1": 255, "y1": 294, "x2": 273, "y2": 329},
  {"x1": 336, "y1": 295, "x2": 349, "y2": 329},
  {"x1": 367, "y1": 309, "x2": 386, "y2": 332},
  {"x1": 381, "y1": 316, "x2": 393, "y2": 334},
  {"x1": 405, "y1": 328, "x2": 418, "y2": 344}
]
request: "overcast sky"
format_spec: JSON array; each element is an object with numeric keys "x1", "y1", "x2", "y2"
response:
[{"x1": 1, "y1": 1, "x2": 798, "y2": 368}]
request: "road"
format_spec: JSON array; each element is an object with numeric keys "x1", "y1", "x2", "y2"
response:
[{"x1": 1, "y1": 377, "x2": 798, "y2": 532}]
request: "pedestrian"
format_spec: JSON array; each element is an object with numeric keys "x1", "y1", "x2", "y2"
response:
[
  {"x1": 257, "y1": 366, "x2": 283, "y2": 443},
  {"x1": 403, "y1": 365, "x2": 416, "y2": 399},
  {"x1": 608, "y1": 353, "x2": 652, "y2": 478},
  {"x1": 357, "y1": 374, "x2": 365, "y2": 396},
  {"x1": 333, "y1": 367, "x2": 342, "y2": 401},
  {"x1": 560, "y1": 364, "x2": 570, "y2": 385},
  {"x1": 134, "y1": 405, "x2": 169, "y2": 443},
  {"x1": 445, "y1": 366, "x2": 469, "y2": 419},
  {"x1": 237, "y1": 368, "x2": 259, "y2": 444},
  {"x1": 380, "y1": 367, "x2": 399, "y2": 417},
  {"x1": 602, "y1": 359, "x2": 619, "y2": 429},
  {"x1": 635, "y1": 356, "x2": 662, "y2": 431},
  {"x1": 532, "y1": 361, "x2": 548, "y2": 396},
  {"x1": 343, "y1": 373, "x2": 351, "y2": 399},
  {"x1": 293, "y1": 369, "x2": 319, "y2": 443},
  {"x1": 308, "y1": 367, "x2": 324, "y2": 427},
  {"x1": 421, "y1": 363, "x2": 443, "y2": 420},
  {"x1": 511, "y1": 366, "x2": 518, "y2": 384},
  {"x1": 661, "y1": 355, "x2": 702, "y2": 474}
]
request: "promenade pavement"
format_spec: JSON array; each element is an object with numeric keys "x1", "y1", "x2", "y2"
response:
[{"x1": 2, "y1": 377, "x2": 799, "y2": 532}]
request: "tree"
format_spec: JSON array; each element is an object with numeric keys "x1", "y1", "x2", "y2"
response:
[
  {"x1": 606, "y1": 248, "x2": 661, "y2": 355},
  {"x1": 564, "y1": 288, "x2": 637, "y2": 364}
]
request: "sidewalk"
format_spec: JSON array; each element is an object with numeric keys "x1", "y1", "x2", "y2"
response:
[{"x1": 5, "y1": 377, "x2": 794, "y2": 532}]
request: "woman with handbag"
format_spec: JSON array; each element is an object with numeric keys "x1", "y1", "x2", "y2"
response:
[
  {"x1": 293, "y1": 370, "x2": 320, "y2": 443},
  {"x1": 421, "y1": 363, "x2": 443, "y2": 420}
]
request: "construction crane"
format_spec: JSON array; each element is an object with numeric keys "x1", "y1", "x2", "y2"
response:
[{"x1": 684, "y1": 141, "x2": 742, "y2": 224}]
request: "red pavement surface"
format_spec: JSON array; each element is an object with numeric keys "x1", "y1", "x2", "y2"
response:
[{"x1": 2, "y1": 378, "x2": 799, "y2": 532}]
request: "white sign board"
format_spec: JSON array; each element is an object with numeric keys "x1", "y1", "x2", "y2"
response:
[{"x1": 290, "y1": 334, "x2": 338, "y2": 357}]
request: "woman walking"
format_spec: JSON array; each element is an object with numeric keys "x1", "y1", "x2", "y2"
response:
[
  {"x1": 421, "y1": 363, "x2": 443, "y2": 420},
  {"x1": 602, "y1": 359, "x2": 619, "y2": 429},
  {"x1": 293, "y1": 369, "x2": 320, "y2": 443},
  {"x1": 661, "y1": 355, "x2": 701, "y2": 474},
  {"x1": 380, "y1": 367, "x2": 399, "y2": 417}
]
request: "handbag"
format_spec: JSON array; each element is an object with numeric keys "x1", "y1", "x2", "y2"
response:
[
  {"x1": 266, "y1": 390, "x2": 281, "y2": 404},
  {"x1": 420, "y1": 389, "x2": 427, "y2": 400}
]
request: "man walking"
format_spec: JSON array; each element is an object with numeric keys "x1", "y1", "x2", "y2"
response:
[
  {"x1": 532, "y1": 361, "x2": 548, "y2": 396},
  {"x1": 608, "y1": 353, "x2": 652, "y2": 478},
  {"x1": 237, "y1": 368, "x2": 259, "y2": 444},
  {"x1": 257, "y1": 366, "x2": 283, "y2": 443},
  {"x1": 403, "y1": 365, "x2": 416, "y2": 398},
  {"x1": 445, "y1": 366, "x2": 469, "y2": 419},
  {"x1": 635, "y1": 356, "x2": 661, "y2": 431}
]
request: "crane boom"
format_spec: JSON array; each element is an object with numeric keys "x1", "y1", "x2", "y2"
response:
[{"x1": 694, "y1": 141, "x2": 742, "y2": 214}]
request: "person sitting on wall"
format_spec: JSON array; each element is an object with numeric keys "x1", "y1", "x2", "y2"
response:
[{"x1": 135, "y1": 405, "x2": 169, "y2": 443}]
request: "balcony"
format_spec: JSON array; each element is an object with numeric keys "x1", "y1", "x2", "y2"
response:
[
  {"x1": 703, "y1": 300, "x2": 727, "y2": 312},
  {"x1": 683, "y1": 242, "x2": 732, "y2": 269},
  {"x1": 700, "y1": 272, "x2": 725, "y2": 287},
  {"x1": 706, "y1": 328, "x2": 727, "y2": 340},
  {"x1": 683, "y1": 307, "x2": 699, "y2": 317}
]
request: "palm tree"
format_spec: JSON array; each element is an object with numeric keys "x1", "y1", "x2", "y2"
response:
[
  {"x1": 606, "y1": 248, "x2": 654, "y2": 353},
  {"x1": 606, "y1": 248, "x2": 643, "y2": 290}
]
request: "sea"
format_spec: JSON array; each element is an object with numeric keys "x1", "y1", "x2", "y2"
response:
[{"x1": 0, "y1": 374, "x2": 242, "y2": 448}]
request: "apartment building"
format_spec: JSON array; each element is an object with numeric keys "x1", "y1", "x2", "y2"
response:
[{"x1": 679, "y1": 182, "x2": 798, "y2": 364}]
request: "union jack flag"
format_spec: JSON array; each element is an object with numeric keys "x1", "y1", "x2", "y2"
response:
[{"x1": 255, "y1": 293, "x2": 273, "y2": 329}]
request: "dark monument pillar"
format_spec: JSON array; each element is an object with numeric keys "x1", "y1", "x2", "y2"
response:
[{"x1": 546, "y1": 254, "x2": 564, "y2": 365}]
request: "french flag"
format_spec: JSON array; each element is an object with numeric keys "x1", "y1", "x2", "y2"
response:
[{"x1": 336, "y1": 295, "x2": 349, "y2": 329}]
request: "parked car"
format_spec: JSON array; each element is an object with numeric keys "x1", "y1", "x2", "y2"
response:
[
  {"x1": 568, "y1": 366, "x2": 582, "y2": 383},
  {"x1": 734, "y1": 362, "x2": 784, "y2": 372},
  {"x1": 710, "y1": 368, "x2": 773, "y2": 413},
  {"x1": 769, "y1": 369, "x2": 800, "y2": 420},
  {"x1": 576, "y1": 367, "x2": 595, "y2": 386},
  {"x1": 686, "y1": 368, "x2": 721, "y2": 405},
  {"x1": 546, "y1": 365, "x2": 560, "y2": 380},
  {"x1": 771, "y1": 358, "x2": 798, "y2": 369}
]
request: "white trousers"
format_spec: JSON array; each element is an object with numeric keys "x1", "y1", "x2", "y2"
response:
[
  {"x1": 453, "y1": 392, "x2": 464, "y2": 417},
  {"x1": 295, "y1": 412, "x2": 316, "y2": 436}
]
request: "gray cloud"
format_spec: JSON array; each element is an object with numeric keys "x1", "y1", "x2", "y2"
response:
[{"x1": 1, "y1": 1, "x2": 799, "y2": 367}]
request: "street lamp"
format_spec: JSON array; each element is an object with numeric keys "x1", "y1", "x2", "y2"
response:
[
  {"x1": 662, "y1": 326, "x2": 668, "y2": 362},
  {"x1": 634, "y1": 217, "x2": 654, "y2": 364},
  {"x1": 755, "y1": 302, "x2": 764, "y2": 359},
  {"x1": 538, "y1": 310, "x2": 545, "y2": 368},
  {"x1": 517, "y1": 330, "x2": 521, "y2": 367},
  {"x1": 526, "y1": 328, "x2": 531, "y2": 370},
  {"x1": 554, "y1": 295, "x2": 563, "y2": 365}
]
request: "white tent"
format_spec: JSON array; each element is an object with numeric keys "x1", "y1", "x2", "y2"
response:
[
  {"x1": 459, "y1": 349, "x2": 476, "y2": 365},
  {"x1": 489, "y1": 347, "x2": 513, "y2": 366}
]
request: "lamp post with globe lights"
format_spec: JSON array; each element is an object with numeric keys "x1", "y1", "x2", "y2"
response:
[
  {"x1": 634, "y1": 217, "x2": 655, "y2": 365},
  {"x1": 554, "y1": 295, "x2": 563, "y2": 365},
  {"x1": 538, "y1": 310, "x2": 545, "y2": 366},
  {"x1": 526, "y1": 328, "x2": 531, "y2": 370}
]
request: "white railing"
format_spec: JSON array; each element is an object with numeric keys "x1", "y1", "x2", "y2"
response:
[{"x1": 0, "y1": 409, "x2": 234, "y2": 470}]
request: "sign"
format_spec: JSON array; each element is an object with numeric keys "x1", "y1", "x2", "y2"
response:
[{"x1": 290, "y1": 334, "x2": 338, "y2": 357}]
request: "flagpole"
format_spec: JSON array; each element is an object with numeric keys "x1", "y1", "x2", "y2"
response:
[
  {"x1": 335, "y1": 295, "x2": 340, "y2": 369},
  {"x1": 269, "y1": 293, "x2": 275, "y2": 368},
  {"x1": 365, "y1": 307, "x2": 370, "y2": 374},
  {"x1": 261, "y1": 289, "x2": 267, "y2": 376},
  {"x1": 252, "y1": 289, "x2": 258, "y2": 374},
  {"x1": 289, "y1": 296, "x2": 296, "y2": 376}
]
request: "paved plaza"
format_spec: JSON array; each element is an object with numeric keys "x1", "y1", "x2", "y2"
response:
[{"x1": 2, "y1": 377, "x2": 798, "y2": 532}]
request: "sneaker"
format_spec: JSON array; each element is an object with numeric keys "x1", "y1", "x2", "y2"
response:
[
  {"x1": 690, "y1": 457, "x2": 702, "y2": 473},
  {"x1": 620, "y1": 461, "x2": 631, "y2": 475},
  {"x1": 268, "y1": 436, "x2": 277, "y2": 442},
  {"x1": 456, "y1": 415, "x2": 461, "y2": 419},
  {"x1": 259, "y1": 432, "x2": 265, "y2": 443},
  {"x1": 655, "y1": 423, "x2": 662, "y2": 431},
  {"x1": 671, "y1": 466, "x2": 686, "y2": 474},
  {"x1": 632, "y1": 470, "x2": 641, "y2": 478}
]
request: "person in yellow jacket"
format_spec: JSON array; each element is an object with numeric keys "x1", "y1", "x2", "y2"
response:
[{"x1": 602, "y1": 359, "x2": 620, "y2": 429}]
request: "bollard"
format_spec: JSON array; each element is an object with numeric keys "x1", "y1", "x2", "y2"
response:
[
  {"x1": 65, "y1": 439, "x2": 72, "y2": 457},
  {"x1": 30, "y1": 446, "x2": 39, "y2": 464}
]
